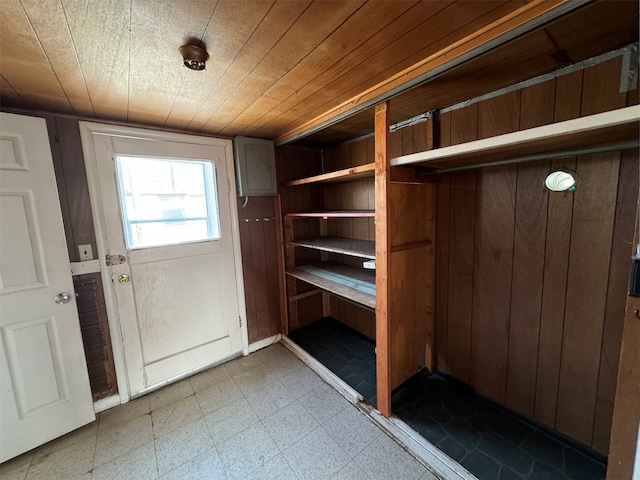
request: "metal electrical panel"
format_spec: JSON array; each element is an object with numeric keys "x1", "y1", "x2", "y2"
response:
[{"x1": 233, "y1": 136, "x2": 277, "y2": 196}]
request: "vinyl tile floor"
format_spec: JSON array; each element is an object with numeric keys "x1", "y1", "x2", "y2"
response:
[{"x1": 0, "y1": 343, "x2": 437, "y2": 480}]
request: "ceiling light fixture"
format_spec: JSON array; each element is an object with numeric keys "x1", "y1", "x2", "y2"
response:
[
  {"x1": 179, "y1": 44, "x2": 209, "y2": 71},
  {"x1": 545, "y1": 169, "x2": 578, "y2": 192}
]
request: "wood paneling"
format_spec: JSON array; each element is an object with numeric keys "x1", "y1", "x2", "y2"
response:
[
  {"x1": 20, "y1": 0, "x2": 94, "y2": 115},
  {"x1": 4, "y1": 1, "x2": 636, "y2": 145},
  {"x1": 44, "y1": 115, "x2": 116, "y2": 401},
  {"x1": 1, "y1": 0, "x2": 74, "y2": 113},
  {"x1": 555, "y1": 52, "x2": 629, "y2": 446},
  {"x1": 0, "y1": 75, "x2": 27, "y2": 109},
  {"x1": 181, "y1": 1, "x2": 311, "y2": 131},
  {"x1": 533, "y1": 70, "x2": 582, "y2": 427},
  {"x1": 222, "y1": 0, "x2": 420, "y2": 136},
  {"x1": 319, "y1": 137, "x2": 376, "y2": 339},
  {"x1": 446, "y1": 170, "x2": 476, "y2": 383},
  {"x1": 203, "y1": 0, "x2": 367, "y2": 134},
  {"x1": 469, "y1": 164, "x2": 516, "y2": 402},
  {"x1": 467, "y1": 91, "x2": 520, "y2": 402},
  {"x1": 434, "y1": 58, "x2": 638, "y2": 452},
  {"x1": 593, "y1": 149, "x2": 638, "y2": 453},
  {"x1": 607, "y1": 295, "x2": 640, "y2": 479},
  {"x1": 505, "y1": 81, "x2": 554, "y2": 415},
  {"x1": 127, "y1": 0, "x2": 221, "y2": 125},
  {"x1": 295, "y1": 1, "x2": 638, "y2": 146},
  {"x1": 276, "y1": 145, "x2": 325, "y2": 330},
  {"x1": 74, "y1": 273, "x2": 117, "y2": 401},
  {"x1": 237, "y1": 196, "x2": 282, "y2": 343},
  {"x1": 63, "y1": 0, "x2": 131, "y2": 120},
  {"x1": 556, "y1": 152, "x2": 621, "y2": 445},
  {"x1": 534, "y1": 156, "x2": 575, "y2": 426},
  {"x1": 45, "y1": 116, "x2": 96, "y2": 262}
]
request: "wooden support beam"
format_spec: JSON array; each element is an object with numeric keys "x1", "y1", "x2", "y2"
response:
[
  {"x1": 288, "y1": 289, "x2": 323, "y2": 302},
  {"x1": 425, "y1": 115, "x2": 436, "y2": 151},
  {"x1": 375, "y1": 101, "x2": 392, "y2": 418}
]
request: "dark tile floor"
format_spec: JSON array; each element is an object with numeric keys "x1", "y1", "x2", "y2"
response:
[
  {"x1": 288, "y1": 317, "x2": 608, "y2": 480},
  {"x1": 288, "y1": 317, "x2": 377, "y2": 406},
  {"x1": 393, "y1": 372, "x2": 607, "y2": 480}
]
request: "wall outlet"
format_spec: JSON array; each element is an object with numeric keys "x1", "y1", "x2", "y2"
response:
[{"x1": 78, "y1": 244, "x2": 93, "y2": 261}]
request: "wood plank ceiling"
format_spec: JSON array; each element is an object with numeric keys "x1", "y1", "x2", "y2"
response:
[{"x1": 0, "y1": 1, "x2": 638, "y2": 145}]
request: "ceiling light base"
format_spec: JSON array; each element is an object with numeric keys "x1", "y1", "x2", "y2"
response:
[{"x1": 179, "y1": 44, "x2": 209, "y2": 71}]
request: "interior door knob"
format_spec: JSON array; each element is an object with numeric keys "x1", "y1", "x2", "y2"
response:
[
  {"x1": 54, "y1": 292, "x2": 71, "y2": 304},
  {"x1": 118, "y1": 274, "x2": 130, "y2": 284}
]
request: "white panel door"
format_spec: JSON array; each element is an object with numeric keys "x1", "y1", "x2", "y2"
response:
[
  {"x1": 82, "y1": 125, "x2": 245, "y2": 396},
  {"x1": 0, "y1": 113, "x2": 95, "y2": 462}
]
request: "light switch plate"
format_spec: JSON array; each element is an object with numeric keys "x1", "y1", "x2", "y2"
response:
[{"x1": 78, "y1": 244, "x2": 93, "y2": 261}]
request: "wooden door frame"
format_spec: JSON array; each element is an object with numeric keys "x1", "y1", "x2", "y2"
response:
[{"x1": 79, "y1": 121, "x2": 248, "y2": 404}]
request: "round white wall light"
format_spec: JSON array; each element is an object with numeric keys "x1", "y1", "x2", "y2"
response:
[{"x1": 545, "y1": 169, "x2": 578, "y2": 192}]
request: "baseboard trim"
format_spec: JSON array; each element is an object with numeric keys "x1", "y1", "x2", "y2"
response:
[
  {"x1": 281, "y1": 336, "x2": 362, "y2": 405},
  {"x1": 248, "y1": 334, "x2": 282, "y2": 354}
]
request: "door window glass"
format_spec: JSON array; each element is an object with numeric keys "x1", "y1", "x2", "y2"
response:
[{"x1": 115, "y1": 156, "x2": 220, "y2": 249}]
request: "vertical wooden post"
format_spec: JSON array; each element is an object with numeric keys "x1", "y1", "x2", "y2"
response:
[
  {"x1": 425, "y1": 113, "x2": 436, "y2": 151},
  {"x1": 606, "y1": 205, "x2": 639, "y2": 479},
  {"x1": 424, "y1": 114, "x2": 436, "y2": 373},
  {"x1": 283, "y1": 216, "x2": 298, "y2": 332},
  {"x1": 607, "y1": 296, "x2": 640, "y2": 478},
  {"x1": 319, "y1": 219, "x2": 331, "y2": 317},
  {"x1": 274, "y1": 195, "x2": 289, "y2": 335},
  {"x1": 607, "y1": 204, "x2": 640, "y2": 480},
  {"x1": 424, "y1": 185, "x2": 436, "y2": 373},
  {"x1": 375, "y1": 102, "x2": 391, "y2": 417}
]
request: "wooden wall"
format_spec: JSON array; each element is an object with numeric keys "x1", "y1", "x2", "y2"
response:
[
  {"x1": 433, "y1": 57, "x2": 638, "y2": 453},
  {"x1": 237, "y1": 196, "x2": 282, "y2": 344},
  {"x1": 323, "y1": 138, "x2": 377, "y2": 338},
  {"x1": 319, "y1": 120, "x2": 434, "y2": 340},
  {"x1": 276, "y1": 146, "x2": 325, "y2": 330},
  {"x1": 45, "y1": 115, "x2": 116, "y2": 400}
]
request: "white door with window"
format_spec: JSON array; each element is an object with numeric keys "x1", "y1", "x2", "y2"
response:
[
  {"x1": 0, "y1": 113, "x2": 95, "y2": 462},
  {"x1": 80, "y1": 123, "x2": 246, "y2": 396}
]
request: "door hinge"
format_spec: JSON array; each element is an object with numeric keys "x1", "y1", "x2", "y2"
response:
[
  {"x1": 105, "y1": 254, "x2": 126, "y2": 266},
  {"x1": 227, "y1": 179, "x2": 231, "y2": 192},
  {"x1": 238, "y1": 316, "x2": 243, "y2": 328}
]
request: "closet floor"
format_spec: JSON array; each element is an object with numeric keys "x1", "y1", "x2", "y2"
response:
[
  {"x1": 393, "y1": 373, "x2": 607, "y2": 480},
  {"x1": 288, "y1": 317, "x2": 377, "y2": 406},
  {"x1": 289, "y1": 318, "x2": 607, "y2": 480}
]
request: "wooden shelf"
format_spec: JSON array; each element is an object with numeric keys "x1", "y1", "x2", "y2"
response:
[
  {"x1": 290, "y1": 236, "x2": 375, "y2": 259},
  {"x1": 284, "y1": 163, "x2": 375, "y2": 186},
  {"x1": 286, "y1": 262, "x2": 375, "y2": 310},
  {"x1": 286, "y1": 210, "x2": 375, "y2": 219},
  {"x1": 391, "y1": 106, "x2": 640, "y2": 170}
]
